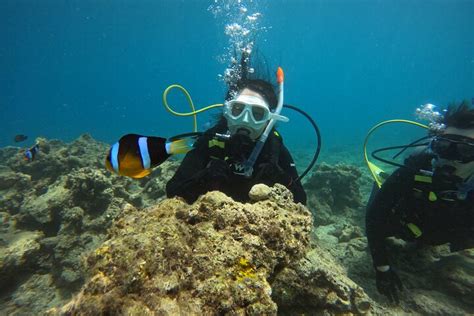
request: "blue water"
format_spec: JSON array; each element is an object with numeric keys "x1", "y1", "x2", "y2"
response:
[{"x1": 1, "y1": 0, "x2": 473, "y2": 155}]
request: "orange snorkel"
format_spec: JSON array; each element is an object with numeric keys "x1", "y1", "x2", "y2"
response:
[
  {"x1": 277, "y1": 66, "x2": 284, "y2": 84},
  {"x1": 240, "y1": 66, "x2": 289, "y2": 177}
]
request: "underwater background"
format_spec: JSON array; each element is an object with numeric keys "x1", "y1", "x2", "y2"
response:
[
  {"x1": 1, "y1": 0, "x2": 473, "y2": 154},
  {"x1": 1, "y1": 1, "x2": 474, "y2": 314}
]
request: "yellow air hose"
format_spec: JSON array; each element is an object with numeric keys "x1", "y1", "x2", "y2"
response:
[
  {"x1": 364, "y1": 119, "x2": 429, "y2": 188},
  {"x1": 162, "y1": 84, "x2": 224, "y2": 132}
]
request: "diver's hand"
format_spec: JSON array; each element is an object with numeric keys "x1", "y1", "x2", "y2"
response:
[
  {"x1": 205, "y1": 159, "x2": 231, "y2": 183},
  {"x1": 376, "y1": 266, "x2": 403, "y2": 303}
]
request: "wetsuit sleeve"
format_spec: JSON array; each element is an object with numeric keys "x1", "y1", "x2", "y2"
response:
[
  {"x1": 166, "y1": 136, "x2": 210, "y2": 204},
  {"x1": 365, "y1": 168, "x2": 411, "y2": 267},
  {"x1": 279, "y1": 145, "x2": 307, "y2": 205}
]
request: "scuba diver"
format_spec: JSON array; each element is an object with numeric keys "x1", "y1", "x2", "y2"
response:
[
  {"x1": 105, "y1": 52, "x2": 321, "y2": 205},
  {"x1": 165, "y1": 57, "x2": 307, "y2": 205},
  {"x1": 365, "y1": 100, "x2": 474, "y2": 303}
]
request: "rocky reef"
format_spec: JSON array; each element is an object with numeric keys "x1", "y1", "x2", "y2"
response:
[
  {"x1": 305, "y1": 162, "x2": 474, "y2": 315},
  {"x1": 0, "y1": 135, "x2": 472, "y2": 314},
  {"x1": 52, "y1": 184, "x2": 376, "y2": 315},
  {"x1": 304, "y1": 162, "x2": 366, "y2": 226},
  {"x1": 0, "y1": 135, "x2": 178, "y2": 314}
]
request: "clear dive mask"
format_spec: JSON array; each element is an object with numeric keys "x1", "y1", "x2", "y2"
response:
[
  {"x1": 224, "y1": 94, "x2": 272, "y2": 140},
  {"x1": 225, "y1": 67, "x2": 288, "y2": 177},
  {"x1": 429, "y1": 134, "x2": 474, "y2": 163}
]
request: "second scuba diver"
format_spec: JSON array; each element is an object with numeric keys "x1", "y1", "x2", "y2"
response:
[
  {"x1": 366, "y1": 101, "x2": 474, "y2": 303},
  {"x1": 166, "y1": 57, "x2": 307, "y2": 205}
]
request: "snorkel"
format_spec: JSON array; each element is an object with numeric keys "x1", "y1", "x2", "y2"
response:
[{"x1": 241, "y1": 67, "x2": 289, "y2": 177}]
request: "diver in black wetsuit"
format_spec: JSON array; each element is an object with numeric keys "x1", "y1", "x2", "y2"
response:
[
  {"x1": 166, "y1": 56, "x2": 306, "y2": 205},
  {"x1": 166, "y1": 116, "x2": 306, "y2": 204},
  {"x1": 366, "y1": 101, "x2": 474, "y2": 303}
]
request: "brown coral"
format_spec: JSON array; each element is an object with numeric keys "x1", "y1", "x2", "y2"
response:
[{"x1": 55, "y1": 185, "x2": 312, "y2": 315}]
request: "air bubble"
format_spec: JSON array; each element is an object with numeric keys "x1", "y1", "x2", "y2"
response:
[
  {"x1": 208, "y1": 0, "x2": 267, "y2": 87},
  {"x1": 415, "y1": 103, "x2": 446, "y2": 132}
]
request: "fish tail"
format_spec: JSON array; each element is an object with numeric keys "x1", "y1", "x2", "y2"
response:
[{"x1": 166, "y1": 138, "x2": 195, "y2": 155}]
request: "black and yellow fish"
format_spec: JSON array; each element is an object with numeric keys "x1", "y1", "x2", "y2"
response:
[{"x1": 105, "y1": 134, "x2": 194, "y2": 178}]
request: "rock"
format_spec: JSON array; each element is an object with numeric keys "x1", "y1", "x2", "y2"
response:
[
  {"x1": 248, "y1": 183, "x2": 272, "y2": 201},
  {"x1": 338, "y1": 224, "x2": 364, "y2": 242},
  {"x1": 0, "y1": 168, "x2": 31, "y2": 190},
  {"x1": 18, "y1": 182, "x2": 70, "y2": 229},
  {"x1": 435, "y1": 253, "x2": 474, "y2": 306},
  {"x1": 0, "y1": 135, "x2": 179, "y2": 315},
  {"x1": 6, "y1": 274, "x2": 65, "y2": 315},
  {"x1": 65, "y1": 168, "x2": 113, "y2": 212},
  {"x1": 0, "y1": 230, "x2": 44, "y2": 286},
  {"x1": 272, "y1": 245, "x2": 382, "y2": 315},
  {"x1": 409, "y1": 289, "x2": 470, "y2": 315},
  {"x1": 1, "y1": 136, "x2": 472, "y2": 315},
  {"x1": 53, "y1": 186, "x2": 313, "y2": 315},
  {"x1": 304, "y1": 163, "x2": 364, "y2": 225},
  {"x1": 314, "y1": 225, "x2": 339, "y2": 250}
]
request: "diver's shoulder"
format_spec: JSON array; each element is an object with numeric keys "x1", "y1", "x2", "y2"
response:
[
  {"x1": 197, "y1": 120, "x2": 227, "y2": 141},
  {"x1": 205, "y1": 118, "x2": 228, "y2": 135},
  {"x1": 403, "y1": 148, "x2": 435, "y2": 171}
]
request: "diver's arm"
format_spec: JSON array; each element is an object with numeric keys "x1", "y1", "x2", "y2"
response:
[
  {"x1": 166, "y1": 138, "x2": 211, "y2": 203},
  {"x1": 365, "y1": 168, "x2": 408, "y2": 268},
  {"x1": 279, "y1": 145, "x2": 307, "y2": 205}
]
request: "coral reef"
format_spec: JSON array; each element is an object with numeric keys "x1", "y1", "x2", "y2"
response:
[
  {"x1": 304, "y1": 162, "x2": 474, "y2": 315},
  {"x1": 305, "y1": 163, "x2": 363, "y2": 211},
  {"x1": 0, "y1": 135, "x2": 178, "y2": 314},
  {"x1": 52, "y1": 184, "x2": 380, "y2": 315},
  {"x1": 272, "y1": 244, "x2": 378, "y2": 315},
  {"x1": 1, "y1": 135, "x2": 472, "y2": 315},
  {"x1": 53, "y1": 185, "x2": 311, "y2": 314},
  {"x1": 304, "y1": 162, "x2": 367, "y2": 226}
]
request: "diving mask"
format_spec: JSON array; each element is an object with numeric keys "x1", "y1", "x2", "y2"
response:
[
  {"x1": 429, "y1": 134, "x2": 474, "y2": 163},
  {"x1": 224, "y1": 94, "x2": 272, "y2": 140}
]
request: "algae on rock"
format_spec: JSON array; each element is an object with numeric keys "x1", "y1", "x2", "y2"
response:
[
  {"x1": 53, "y1": 184, "x2": 380, "y2": 315},
  {"x1": 55, "y1": 185, "x2": 312, "y2": 314},
  {"x1": 304, "y1": 162, "x2": 365, "y2": 226},
  {"x1": 0, "y1": 135, "x2": 178, "y2": 314}
]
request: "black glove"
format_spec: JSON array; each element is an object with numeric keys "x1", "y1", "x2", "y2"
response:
[
  {"x1": 205, "y1": 159, "x2": 231, "y2": 183},
  {"x1": 376, "y1": 267, "x2": 403, "y2": 303}
]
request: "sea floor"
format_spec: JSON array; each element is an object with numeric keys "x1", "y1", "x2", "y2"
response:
[{"x1": 0, "y1": 134, "x2": 472, "y2": 314}]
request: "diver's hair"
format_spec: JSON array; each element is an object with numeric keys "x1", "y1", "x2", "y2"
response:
[
  {"x1": 241, "y1": 79, "x2": 278, "y2": 110},
  {"x1": 443, "y1": 100, "x2": 474, "y2": 129},
  {"x1": 225, "y1": 50, "x2": 278, "y2": 110}
]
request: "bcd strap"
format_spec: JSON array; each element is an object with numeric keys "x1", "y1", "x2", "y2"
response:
[
  {"x1": 413, "y1": 174, "x2": 437, "y2": 202},
  {"x1": 208, "y1": 138, "x2": 226, "y2": 160},
  {"x1": 269, "y1": 131, "x2": 282, "y2": 165},
  {"x1": 207, "y1": 132, "x2": 283, "y2": 167},
  {"x1": 208, "y1": 139, "x2": 225, "y2": 149},
  {"x1": 406, "y1": 223, "x2": 422, "y2": 238}
]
